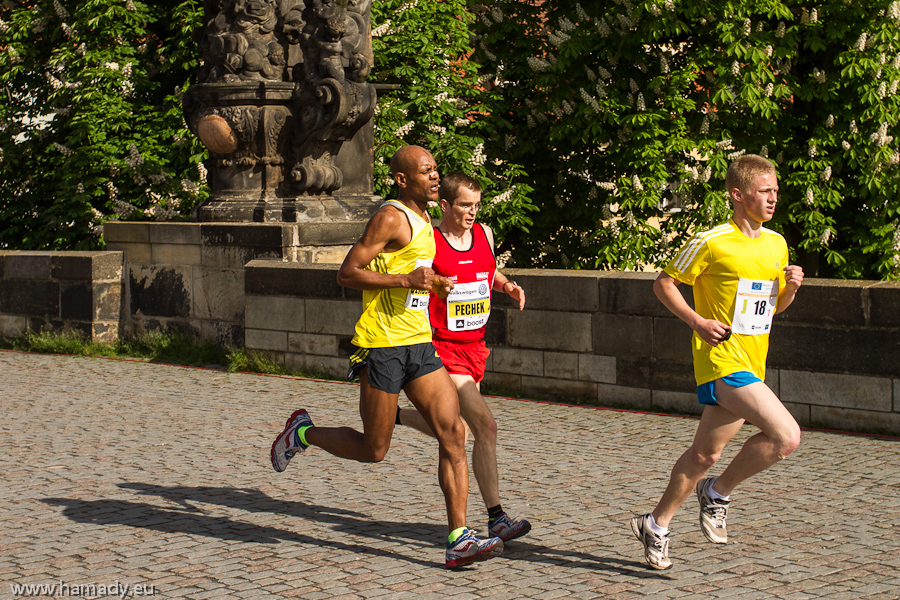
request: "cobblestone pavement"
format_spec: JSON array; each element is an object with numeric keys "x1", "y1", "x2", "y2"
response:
[{"x1": 1, "y1": 351, "x2": 899, "y2": 600}]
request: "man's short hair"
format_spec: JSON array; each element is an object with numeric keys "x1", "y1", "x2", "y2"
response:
[
  {"x1": 439, "y1": 171, "x2": 481, "y2": 203},
  {"x1": 725, "y1": 154, "x2": 777, "y2": 193}
]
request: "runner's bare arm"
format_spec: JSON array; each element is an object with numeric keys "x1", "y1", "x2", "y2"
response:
[
  {"x1": 337, "y1": 207, "x2": 437, "y2": 291},
  {"x1": 775, "y1": 265, "x2": 804, "y2": 314},
  {"x1": 484, "y1": 224, "x2": 525, "y2": 310},
  {"x1": 654, "y1": 271, "x2": 729, "y2": 347}
]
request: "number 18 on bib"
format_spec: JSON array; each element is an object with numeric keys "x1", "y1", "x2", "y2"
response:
[{"x1": 731, "y1": 278, "x2": 778, "y2": 335}]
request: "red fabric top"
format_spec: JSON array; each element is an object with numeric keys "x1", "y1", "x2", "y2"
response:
[{"x1": 429, "y1": 223, "x2": 496, "y2": 343}]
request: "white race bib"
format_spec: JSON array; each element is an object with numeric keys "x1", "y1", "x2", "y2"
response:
[
  {"x1": 446, "y1": 280, "x2": 491, "y2": 331},
  {"x1": 731, "y1": 278, "x2": 778, "y2": 335},
  {"x1": 404, "y1": 259, "x2": 432, "y2": 311}
]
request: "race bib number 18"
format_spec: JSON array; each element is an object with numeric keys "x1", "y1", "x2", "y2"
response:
[
  {"x1": 404, "y1": 259, "x2": 432, "y2": 311},
  {"x1": 731, "y1": 278, "x2": 778, "y2": 335},
  {"x1": 446, "y1": 280, "x2": 491, "y2": 331}
]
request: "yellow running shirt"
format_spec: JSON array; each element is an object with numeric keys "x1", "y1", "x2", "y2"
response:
[
  {"x1": 351, "y1": 200, "x2": 436, "y2": 349},
  {"x1": 664, "y1": 219, "x2": 788, "y2": 385}
]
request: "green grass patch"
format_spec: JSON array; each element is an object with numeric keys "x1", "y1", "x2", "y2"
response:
[{"x1": 0, "y1": 330, "x2": 336, "y2": 380}]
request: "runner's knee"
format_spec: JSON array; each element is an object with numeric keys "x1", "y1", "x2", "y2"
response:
[
  {"x1": 359, "y1": 439, "x2": 391, "y2": 463},
  {"x1": 688, "y1": 446, "x2": 720, "y2": 470},
  {"x1": 775, "y1": 425, "x2": 801, "y2": 458}
]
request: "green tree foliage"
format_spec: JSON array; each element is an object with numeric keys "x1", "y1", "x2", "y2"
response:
[
  {"x1": 473, "y1": 0, "x2": 900, "y2": 278},
  {"x1": 370, "y1": 0, "x2": 536, "y2": 259},
  {"x1": 0, "y1": 0, "x2": 209, "y2": 250}
]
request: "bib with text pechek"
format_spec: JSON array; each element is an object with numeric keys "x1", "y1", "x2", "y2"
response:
[
  {"x1": 731, "y1": 278, "x2": 778, "y2": 335},
  {"x1": 446, "y1": 280, "x2": 491, "y2": 332},
  {"x1": 404, "y1": 258, "x2": 432, "y2": 311}
]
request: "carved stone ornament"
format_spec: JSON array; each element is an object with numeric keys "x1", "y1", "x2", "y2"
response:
[{"x1": 184, "y1": 0, "x2": 379, "y2": 222}]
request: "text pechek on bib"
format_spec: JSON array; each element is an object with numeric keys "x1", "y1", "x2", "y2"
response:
[{"x1": 445, "y1": 280, "x2": 491, "y2": 332}]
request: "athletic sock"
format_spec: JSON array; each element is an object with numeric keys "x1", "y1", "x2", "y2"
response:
[
  {"x1": 647, "y1": 514, "x2": 668, "y2": 536},
  {"x1": 448, "y1": 527, "x2": 466, "y2": 544},
  {"x1": 395, "y1": 406, "x2": 402, "y2": 426},
  {"x1": 708, "y1": 477, "x2": 731, "y2": 501},
  {"x1": 487, "y1": 505, "x2": 504, "y2": 522},
  {"x1": 296, "y1": 426, "x2": 312, "y2": 447}
]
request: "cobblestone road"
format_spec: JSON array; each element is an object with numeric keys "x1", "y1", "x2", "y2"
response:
[{"x1": 1, "y1": 351, "x2": 899, "y2": 600}]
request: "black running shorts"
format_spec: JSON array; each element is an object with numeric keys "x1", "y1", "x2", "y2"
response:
[{"x1": 347, "y1": 342, "x2": 444, "y2": 394}]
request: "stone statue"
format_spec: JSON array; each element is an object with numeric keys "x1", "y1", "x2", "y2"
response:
[{"x1": 184, "y1": 0, "x2": 379, "y2": 221}]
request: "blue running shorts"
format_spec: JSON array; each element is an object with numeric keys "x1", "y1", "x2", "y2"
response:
[{"x1": 697, "y1": 371, "x2": 762, "y2": 406}]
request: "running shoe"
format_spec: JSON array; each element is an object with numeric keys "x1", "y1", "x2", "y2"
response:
[
  {"x1": 630, "y1": 513, "x2": 673, "y2": 570},
  {"x1": 488, "y1": 512, "x2": 532, "y2": 542},
  {"x1": 696, "y1": 477, "x2": 729, "y2": 544},
  {"x1": 270, "y1": 409, "x2": 313, "y2": 473},
  {"x1": 445, "y1": 529, "x2": 503, "y2": 569}
]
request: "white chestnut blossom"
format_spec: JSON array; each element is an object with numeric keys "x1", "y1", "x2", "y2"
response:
[
  {"x1": 826, "y1": 114, "x2": 835, "y2": 128},
  {"x1": 821, "y1": 166, "x2": 832, "y2": 181},
  {"x1": 633, "y1": 174, "x2": 643, "y2": 191},
  {"x1": 805, "y1": 187, "x2": 815, "y2": 205},
  {"x1": 776, "y1": 22, "x2": 786, "y2": 38}
]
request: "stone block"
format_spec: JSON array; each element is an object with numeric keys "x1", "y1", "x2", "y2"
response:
[
  {"x1": 92, "y1": 321, "x2": 121, "y2": 344},
  {"x1": 521, "y1": 375, "x2": 597, "y2": 401},
  {"x1": 148, "y1": 223, "x2": 201, "y2": 245},
  {"x1": 199, "y1": 320, "x2": 243, "y2": 349},
  {"x1": 0, "y1": 314, "x2": 27, "y2": 337},
  {"x1": 60, "y1": 282, "x2": 93, "y2": 321},
  {"x1": 596, "y1": 383, "x2": 652, "y2": 410},
  {"x1": 296, "y1": 222, "x2": 367, "y2": 245},
  {"x1": 284, "y1": 353, "x2": 346, "y2": 378},
  {"x1": 770, "y1": 324, "x2": 900, "y2": 378},
  {"x1": 780, "y1": 370, "x2": 892, "y2": 412},
  {"x1": 810, "y1": 405, "x2": 900, "y2": 436},
  {"x1": 246, "y1": 295, "x2": 305, "y2": 332},
  {"x1": 49, "y1": 253, "x2": 92, "y2": 281},
  {"x1": 201, "y1": 245, "x2": 283, "y2": 269},
  {"x1": 192, "y1": 267, "x2": 245, "y2": 321},
  {"x1": 616, "y1": 357, "x2": 651, "y2": 389},
  {"x1": 201, "y1": 223, "x2": 291, "y2": 248},
  {"x1": 593, "y1": 313, "x2": 653, "y2": 358},
  {"x1": 152, "y1": 243, "x2": 202, "y2": 267},
  {"x1": 491, "y1": 269, "x2": 601, "y2": 312},
  {"x1": 490, "y1": 346, "x2": 543, "y2": 376},
  {"x1": 765, "y1": 368, "x2": 779, "y2": 396},
  {"x1": 103, "y1": 222, "x2": 151, "y2": 243},
  {"x1": 288, "y1": 332, "x2": 340, "y2": 356},
  {"x1": 307, "y1": 245, "x2": 353, "y2": 264},
  {"x1": 106, "y1": 242, "x2": 152, "y2": 264},
  {"x1": 245, "y1": 328, "x2": 287, "y2": 352},
  {"x1": 305, "y1": 299, "x2": 362, "y2": 335},
  {"x1": 868, "y1": 281, "x2": 900, "y2": 328},
  {"x1": 5, "y1": 253, "x2": 52, "y2": 280},
  {"x1": 245, "y1": 261, "x2": 343, "y2": 298},
  {"x1": 653, "y1": 317, "x2": 694, "y2": 362},
  {"x1": 782, "y1": 401, "x2": 810, "y2": 426},
  {"x1": 483, "y1": 308, "x2": 506, "y2": 346},
  {"x1": 481, "y1": 371, "x2": 522, "y2": 394},
  {"x1": 129, "y1": 265, "x2": 192, "y2": 318},
  {"x1": 651, "y1": 390, "x2": 703, "y2": 416},
  {"x1": 578, "y1": 354, "x2": 616, "y2": 384},
  {"x1": 599, "y1": 272, "x2": 680, "y2": 317},
  {"x1": 94, "y1": 282, "x2": 123, "y2": 321},
  {"x1": 508, "y1": 310, "x2": 592, "y2": 352},
  {"x1": 775, "y1": 277, "x2": 868, "y2": 327},
  {"x1": 543, "y1": 351, "x2": 579, "y2": 380},
  {"x1": 0, "y1": 279, "x2": 59, "y2": 316},
  {"x1": 651, "y1": 360, "x2": 696, "y2": 393}
]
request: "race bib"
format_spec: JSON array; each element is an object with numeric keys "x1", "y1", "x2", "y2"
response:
[
  {"x1": 731, "y1": 278, "x2": 778, "y2": 335},
  {"x1": 404, "y1": 259, "x2": 432, "y2": 311},
  {"x1": 446, "y1": 280, "x2": 491, "y2": 331}
]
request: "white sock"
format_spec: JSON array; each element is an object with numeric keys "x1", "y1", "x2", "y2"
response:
[
  {"x1": 708, "y1": 477, "x2": 731, "y2": 501},
  {"x1": 647, "y1": 514, "x2": 668, "y2": 536}
]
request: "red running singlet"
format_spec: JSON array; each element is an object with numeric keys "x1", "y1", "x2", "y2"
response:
[{"x1": 429, "y1": 223, "x2": 496, "y2": 344}]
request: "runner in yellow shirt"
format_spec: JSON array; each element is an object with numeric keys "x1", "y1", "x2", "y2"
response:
[
  {"x1": 631, "y1": 154, "x2": 804, "y2": 570},
  {"x1": 270, "y1": 145, "x2": 503, "y2": 568}
]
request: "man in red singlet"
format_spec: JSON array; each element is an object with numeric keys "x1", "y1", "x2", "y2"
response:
[{"x1": 397, "y1": 171, "x2": 531, "y2": 542}]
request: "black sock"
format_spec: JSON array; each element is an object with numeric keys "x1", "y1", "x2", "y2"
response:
[
  {"x1": 488, "y1": 504, "x2": 504, "y2": 522},
  {"x1": 395, "y1": 406, "x2": 402, "y2": 425}
]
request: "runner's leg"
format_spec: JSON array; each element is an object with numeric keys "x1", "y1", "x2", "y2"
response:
[
  {"x1": 404, "y1": 367, "x2": 469, "y2": 531},
  {"x1": 304, "y1": 365, "x2": 397, "y2": 462},
  {"x1": 652, "y1": 405, "x2": 744, "y2": 528},
  {"x1": 451, "y1": 374, "x2": 500, "y2": 508},
  {"x1": 711, "y1": 380, "x2": 801, "y2": 496}
]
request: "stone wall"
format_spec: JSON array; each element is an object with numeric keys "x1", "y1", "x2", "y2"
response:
[
  {"x1": 0, "y1": 250, "x2": 124, "y2": 343},
  {"x1": 104, "y1": 221, "x2": 364, "y2": 347},
  {"x1": 244, "y1": 262, "x2": 900, "y2": 436}
]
